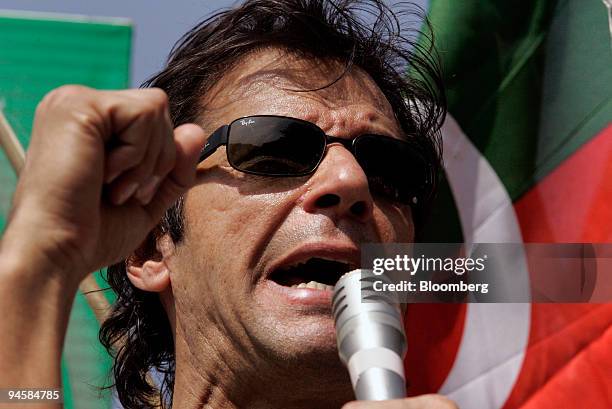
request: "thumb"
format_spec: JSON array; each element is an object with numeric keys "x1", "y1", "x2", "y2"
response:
[
  {"x1": 170, "y1": 123, "x2": 207, "y2": 189},
  {"x1": 144, "y1": 123, "x2": 206, "y2": 220}
]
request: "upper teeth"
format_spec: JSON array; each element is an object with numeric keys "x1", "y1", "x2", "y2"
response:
[
  {"x1": 287, "y1": 257, "x2": 351, "y2": 269},
  {"x1": 291, "y1": 281, "x2": 334, "y2": 291}
]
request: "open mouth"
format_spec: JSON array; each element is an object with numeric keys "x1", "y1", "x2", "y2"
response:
[{"x1": 269, "y1": 258, "x2": 355, "y2": 291}]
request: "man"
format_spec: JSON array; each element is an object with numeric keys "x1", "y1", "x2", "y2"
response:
[{"x1": 0, "y1": 1, "x2": 457, "y2": 408}]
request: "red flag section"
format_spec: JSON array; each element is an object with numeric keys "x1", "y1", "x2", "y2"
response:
[
  {"x1": 404, "y1": 304, "x2": 467, "y2": 396},
  {"x1": 504, "y1": 304, "x2": 612, "y2": 408},
  {"x1": 504, "y1": 124, "x2": 612, "y2": 408},
  {"x1": 515, "y1": 126, "x2": 612, "y2": 243}
]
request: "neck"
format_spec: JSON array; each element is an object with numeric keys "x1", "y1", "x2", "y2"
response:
[{"x1": 170, "y1": 325, "x2": 354, "y2": 408}]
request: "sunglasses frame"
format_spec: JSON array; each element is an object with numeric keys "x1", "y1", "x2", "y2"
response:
[{"x1": 198, "y1": 114, "x2": 435, "y2": 203}]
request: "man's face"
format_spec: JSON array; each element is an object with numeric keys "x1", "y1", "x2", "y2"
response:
[{"x1": 164, "y1": 48, "x2": 414, "y2": 389}]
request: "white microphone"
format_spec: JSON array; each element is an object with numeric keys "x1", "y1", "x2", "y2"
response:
[{"x1": 332, "y1": 269, "x2": 407, "y2": 400}]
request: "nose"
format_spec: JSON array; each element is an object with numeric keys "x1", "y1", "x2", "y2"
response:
[{"x1": 301, "y1": 145, "x2": 374, "y2": 222}]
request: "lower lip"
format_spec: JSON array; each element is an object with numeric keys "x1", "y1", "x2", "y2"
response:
[{"x1": 261, "y1": 279, "x2": 334, "y2": 306}]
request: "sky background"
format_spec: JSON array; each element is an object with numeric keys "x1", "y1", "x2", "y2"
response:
[{"x1": 0, "y1": 0, "x2": 429, "y2": 87}]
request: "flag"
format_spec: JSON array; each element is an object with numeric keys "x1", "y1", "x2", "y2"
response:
[
  {"x1": 403, "y1": 0, "x2": 612, "y2": 408},
  {"x1": 0, "y1": 11, "x2": 132, "y2": 408}
]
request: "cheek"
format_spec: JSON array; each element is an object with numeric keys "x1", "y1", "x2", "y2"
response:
[
  {"x1": 185, "y1": 175, "x2": 301, "y2": 236},
  {"x1": 182, "y1": 185, "x2": 259, "y2": 265},
  {"x1": 167, "y1": 182, "x2": 273, "y2": 315},
  {"x1": 373, "y1": 202, "x2": 414, "y2": 242},
  {"x1": 175, "y1": 177, "x2": 303, "y2": 279}
]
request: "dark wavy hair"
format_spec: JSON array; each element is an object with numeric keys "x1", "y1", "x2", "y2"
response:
[{"x1": 99, "y1": 1, "x2": 446, "y2": 408}]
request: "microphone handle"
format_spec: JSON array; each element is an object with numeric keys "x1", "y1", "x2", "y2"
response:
[{"x1": 332, "y1": 269, "x2": 407, "y2": 401}]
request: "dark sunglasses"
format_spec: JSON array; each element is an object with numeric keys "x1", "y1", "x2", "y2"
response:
[{"x1": 199, "y1": 115, "x2": 434, "y2": 206}]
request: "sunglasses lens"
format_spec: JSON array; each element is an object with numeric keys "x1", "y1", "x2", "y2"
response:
[
  {"x1": 227, "y1": 117, "x2": 325, "y2": 175},
  {"x1": 354, "y1": 135, "x2": 432, "y2": 204}
]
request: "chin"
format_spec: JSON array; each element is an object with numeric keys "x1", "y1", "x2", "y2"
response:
[
  {"x1": 237, "y1": 299, "x2": 354, "y2": 400},
  {"x1": 248, "y1": 276, "x2": 346, "y2": 370},
  {"x1": 254, "y1": 308, "x2": 340, "y2": 356}
]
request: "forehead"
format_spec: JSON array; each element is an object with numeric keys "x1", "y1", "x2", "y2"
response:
[{"x1": 198, "y1": 47, "x2": 402, "y2": 136}]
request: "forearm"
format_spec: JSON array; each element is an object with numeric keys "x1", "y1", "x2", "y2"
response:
[
  {"x1": 0, "y1": 85, "x2": 202, "y2": 408},
  {"x1": 0, "y1": 227, "x2": 79, "y2": 391}
]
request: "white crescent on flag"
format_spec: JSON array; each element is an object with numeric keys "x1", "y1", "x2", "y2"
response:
[{"x1": 438, "y1": 115, "x2": 531, "y2": 409}]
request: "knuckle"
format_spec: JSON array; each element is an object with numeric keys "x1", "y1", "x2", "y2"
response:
[
  {"x1": 136, "y1": 152, "x2": 157, "y2": 174},
  {"x1": 426, "y1": 394, "x2": 459, "y2": 409},
  {"x1": 340, "y1": 403, "x2": 362, "y2": 409},
  {"x1": 440, "y1": 397, "x2": 458, "y2": 408},
  {"x1": 42, "y1": 85, "x2": 90, "y2": 107},
  {"x1": 145, "y1": 87, "x2": 169, "y2": 110},
  {"x1": 129, "y1": 148, "x2": 148, "y2": 169},
  {"x1": 124, "y1": 165, "x2": 149, "y2": 184},
  {"x1": 108, "y1": 143, "x2": 145, "y2": 166},
  {"x1": 72, "y1": 105, "x2": 104, "y2": 127},
  {"x1": 36, "y1": 85, "x2": 106, "y2": 135}
]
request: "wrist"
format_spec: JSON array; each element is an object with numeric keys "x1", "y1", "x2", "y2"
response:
[
  {"x1": 0, "y1": 248, "x2": 80, "y2": 308},
  {"x1": 0, "y1": 234, "x2": 79, "y2": 388},
  {"x1": 0, "y1": 240, "x2": 81, "y2": 302},
  {"x1": 0, "y1": 218, "x2": 83, "y2": 293}
]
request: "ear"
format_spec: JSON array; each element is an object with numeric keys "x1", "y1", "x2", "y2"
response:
[{"x1": 127, "y1": 234, "x2": 175, "y2": 293}]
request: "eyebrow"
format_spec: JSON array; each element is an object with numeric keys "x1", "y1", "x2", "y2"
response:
[
  {"x1": 216, "y1": 64, "x2": 406, "y2": 139},
  {"x1": 234, "y1": 69, "x2": 325, "y2": 95}
]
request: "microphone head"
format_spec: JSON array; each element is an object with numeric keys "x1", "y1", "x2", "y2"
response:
[{"x1": 332, "y1": 269, "x2": 407, "y2": 400}]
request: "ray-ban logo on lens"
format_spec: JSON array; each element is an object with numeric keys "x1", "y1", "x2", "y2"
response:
[{"x1": 240, "y1": 119, "x2": 255, "y2": 126}]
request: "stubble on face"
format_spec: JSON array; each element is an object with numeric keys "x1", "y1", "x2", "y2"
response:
[{"x1": 165, "y1": 47, "x2": 414, "y2": 404}]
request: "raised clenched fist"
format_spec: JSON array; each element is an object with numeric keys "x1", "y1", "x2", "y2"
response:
[{"x1": 2, "y1": 85, "x2": 205, "y2": 283}]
